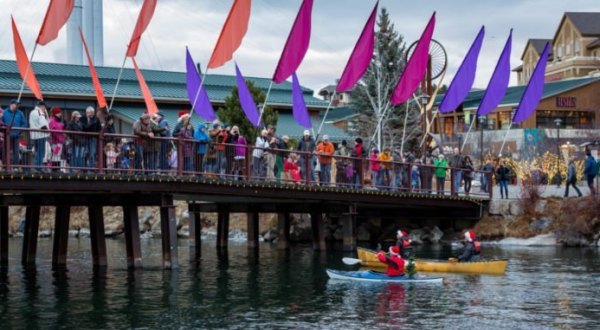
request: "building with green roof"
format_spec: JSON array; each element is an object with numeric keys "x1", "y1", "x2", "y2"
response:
[{"x1": 0, "y1": 60, "x2": 349, "y2": 139}]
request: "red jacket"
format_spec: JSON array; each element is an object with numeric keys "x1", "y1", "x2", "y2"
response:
[{"x1": 377, "y1": 251, "x2": 405, "y2": 277}]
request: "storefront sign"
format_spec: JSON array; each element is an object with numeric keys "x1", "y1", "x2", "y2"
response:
[{"x1": 556, "y1": 96, "x2": 576, "y2": 108}]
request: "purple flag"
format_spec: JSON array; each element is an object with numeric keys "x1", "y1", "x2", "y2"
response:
[
  {"x1": 235, "y1": 64, "x2": 260, "y2": 127},
  {"x1": 477, "y1": 30, "x2": 512, "y2": 116},
  {"x1": 292, "y1": 73, "x2": 312, "y2": 128},
  {"x1": 391, "y1": 12, "x2": 435, "y2": 105},
  {"x1": 513, "y1": 43, "x2": 549, "y2": 123},
  {"x1": 439, "y1": 26, "x2": 485, "y2": 113},
  {"x1": 186, "y1": 48, "x2": 216, "y2": 121},
  {"x1": 272, "y1": 0, "x2": 313, "y2": 84},
  {"x1": 336, "y1": 1, "x2": 378, "y2": 92}
]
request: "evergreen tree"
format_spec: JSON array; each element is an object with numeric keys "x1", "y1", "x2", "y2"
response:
[
  {"x1": 350, "y1": 7, "x2": 422, "y2": 153},
  {"x1": 217, "y1": 81, "x2": 278, "y2": 143}
]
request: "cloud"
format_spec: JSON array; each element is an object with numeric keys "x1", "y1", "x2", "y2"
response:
[{"x1": 1, "y1": 0, "x2": 599, "y2": 95}]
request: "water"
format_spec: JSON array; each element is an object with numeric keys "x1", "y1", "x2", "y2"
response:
[{"x1": 0, "y1": 238, "x2": 599, "y2": 329}]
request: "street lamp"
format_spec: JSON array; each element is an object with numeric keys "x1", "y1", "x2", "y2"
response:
[
  {"x1": 479, "y1": 115, "x2": 486, "y2": 166},
  {"x1": 554, "y1": 118, "x2": 563, "y2": 186},
  {"x1": 419, "y1": 92, "x2": 429, "y2": 157}
]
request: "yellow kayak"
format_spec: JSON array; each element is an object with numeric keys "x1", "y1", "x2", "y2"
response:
[{"x1": 357, "y1": 247, "x2": 507, "y2": 275}]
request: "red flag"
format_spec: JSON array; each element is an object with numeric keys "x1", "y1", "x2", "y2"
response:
[
  {"x1": 80, "y1": 29, "x2": 107, "y2": 109},
  {"x1": 12, "y1": 16, "x2": 43, "y2": 100},
  {"x1": 36, "y1": 0, "x2": 75, "y2": 46},
  {"x1": 132, "y1": 58, "x2": 158, "y2": 116},
  {"x1": 126, "y1": 0, "x2": 158, "y2": 57},
  {"x1": 208, "y1": 0, "x2": 252, "y2": 69}
]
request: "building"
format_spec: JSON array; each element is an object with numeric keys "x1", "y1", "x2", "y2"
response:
[
  {"x1": 0, "y1": 60, "x2": 349, "y2": 139},
  {"x1": 515, "y1": 12, "x2": 600, "y2": 85},
  {"x1": 320, "y1": 106, "x2": 359, "y2": 133},
  {"x1": 318, "y1": 83, "x2": 352, "y2": 106}
]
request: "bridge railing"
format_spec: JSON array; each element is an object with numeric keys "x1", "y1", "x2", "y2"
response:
[{"x1": 0, "y1": 127, "x2": 493, "y2": 199}]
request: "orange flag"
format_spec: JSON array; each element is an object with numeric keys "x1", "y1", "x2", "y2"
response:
[
  {"x1": 12, "y1": 16, "x2": 43, "y2": 100},
  {"x1": 36, "y1": 0, "x2": 75, "y2": 46},
  {"x1": 132, "y1": 58, "x2": 158, "y2": 116},
  {"x1": 208, "y1": 0, "x2": 252, "y2": 69},
  {"x1": 126, "y1": 0, "x2": 158, "y2": 57},
  {"x1": 80, "y1": 29, "x2": 107, "y2": 109}
]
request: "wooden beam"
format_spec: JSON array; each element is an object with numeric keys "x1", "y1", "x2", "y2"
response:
[
  {"x1": 0, "y1": 206, "x2": 8, "y2": 268},
  {"x1": 247, "y1": 211, "x2": 259, "y2": 250},
  {"x1": 188, "y1": 203, "x2": 201, "y2": 262},
  {"x1": 342, "y1": 205, "x2": 357, "y2": 252},
  {"x1": 22, "y1": 206, "x2": 41, "y2": 266},
  {"x1": 277, "y1": 213, "x2": 290, "y2": 250},
  {"x1": 216, "y1": 208, "x2": 229, "y2": 249},
  {"x1": 311, "y1": 211, "x2": 326, "y2": 251},
  {"x1": 123, "y1": 205, "x2": 142, "y2": 269},
  {"x1": 52, "y1": 206, "x2": 71, "y2": 268},
  {"x1": 160, "y1": 195, "x2": 179, "y2": 269},
  {"x1": 88, "y1": 206, "x2": 107, "y2": 268}
]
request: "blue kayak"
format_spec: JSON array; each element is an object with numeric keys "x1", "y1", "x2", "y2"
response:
[{"x1": 326, "y1": 269, "x2": 444, "y2": 284}]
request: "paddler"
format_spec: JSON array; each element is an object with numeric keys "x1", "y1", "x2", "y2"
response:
[
  {"x1": 456, "y1": 230, "x2": 481, "y2": 262},
  {"x1": 396, "y1": 230, "x2": 411, "y2": 258},
  {"x1": 377, "y1": 246, "x2": 405, "y2": 277}
]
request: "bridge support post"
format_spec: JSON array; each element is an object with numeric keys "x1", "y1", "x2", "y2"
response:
[
  {"x1": 123, "y1": 205, "x2": 142, "y2": 269},
  {"x1": 217, "y1": 208, "x2": 230, "y2": 249},
  {"x1": 311, "y1": 211, "x2": 326, "y2": 251},
  {"x1": 342, "y1": 205, "x2": 357, "y2": 252},
  {"x1": 88, "y1": 206, "x2": 107, "y2": 268},
  {"x1": 160, "y1": 195, "x2": 179, "y2": 269},
  {"x1": 0, "y1": 206, "x2": 8, "y2": 268},
  {"x1": 22, "y1": 206, "x2": 41, "y2": 266},
  {"x1": 277, "y1": 213, "x2": 290, "y2": 250},
  {"x1": 188, "y1": 203, "x2": 202, "y2": 260},
  {"x1": 247, "y1": 211, "x2": 259, "y2": 250},
  {"x1": 52, "y1": 206, "x2": 71, "y2": 268}
]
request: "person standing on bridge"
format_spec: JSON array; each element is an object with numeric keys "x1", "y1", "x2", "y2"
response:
[
  {"x1": 66, "y1": 111, "x2": 84, "y2": 173},
  {"x1": 496, "y1": 160, "x2": 511, "y2": 199},
  {"x1": 252, "y1": 129, "x2": 269, "y2": 180},
  {"x1": 297, "y1": 130, "x2": 316, "y2": 183},
  {"x1": 462, "y1": 156, "x2": 474, "y2": 196},
  {"x1": 449, "y1": 147, "x2": 464, "y2": 196},
  {"x1": 173, "y1": 111, "x2": 195, "y2": 173},
  {"x1": 82, "y1": 107, "x2": 101, "y2": 171},
  {"x1": 316, "y1": 135, "x2": 335, "y2": 186},
  {"x1": 29, "y1": 101, "x2": 50, "y2": 173},
  {"x1": 3, "y1": 99, "x2": 27, "y2": 170},
  {"x1": 48, "y1": 107, "x2": 66, "y2": 172},
  {"x1": 193, "y1": 123, "x2": 211, "y2": 174},
  {"x1": 434, "y1": 154, "x2": 448, "y2": 195},
  {"x1": 351, "y1": 138, "x2": 366, "y2": 189},
  {"x1": 154, "y1": 112, "x2": 171, "y2": 173}
]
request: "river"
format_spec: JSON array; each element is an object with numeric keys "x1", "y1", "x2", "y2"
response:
[{"x1": 0, "y1": 238, "x2": 599, "y2": 329}]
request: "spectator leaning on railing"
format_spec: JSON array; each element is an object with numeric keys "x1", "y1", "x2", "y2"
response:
[
  {"x1": 193, "y1": 123, "x2": 211, "y2": 173},
  {"x1": 172, "y1": 111, "x2": 194, "y2": 173},
  {"x1": 434, "y1": 154, "x2": 448, "y2": 195},
  {"x1": 3, "y1": 99, "x2": 27, "y2": 169},
  {"x1": 29, "y1": 101, "x2": 50, "y2": 173}
]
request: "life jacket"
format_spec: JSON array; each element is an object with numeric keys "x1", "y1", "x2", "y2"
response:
[{"x1": 377, "y1": 252, "x2": 405, "y2": 277}]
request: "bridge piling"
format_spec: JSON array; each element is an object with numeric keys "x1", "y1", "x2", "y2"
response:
[
  {"x1": 88, "y1": 206, "x2": 108, "y2": 268},
  {"x1": 0, "y1": 206, "x2": 8, "y2": 268},
  {"x1": 277, "y1": 213, "x2": 290, "y2": 250},
  {"x1": 22, "y1": 206, "x2": 41, "y2": 266},
  {"x1": 188, "y1": 203, "x2": 202, "y2": 261},
  {"x1": 216, "y1": 208, "x2": 229, "y2": 250},
  {"x1": 310, "y1": 211, "x2": 326, "y2": 251},
  {"x1": 342, "y1": 205, "x2": 357, "y2": 252},
  {"x1": 123, "y1": 205, "x2": 142, "y2": 269},
  {"x1": 52, "y1": 206, "x2": 71, "y2": 268},
  {"x1": 247, "y1": 211, "x2": 259, "y2": 250},
  {"x1": 160, "y1": 195, "x2": 179, "y2": 269}
]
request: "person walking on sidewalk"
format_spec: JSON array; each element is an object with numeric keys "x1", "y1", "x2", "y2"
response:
[
  {"x1": 496, "y1": 160, "x2": 510, "y2": 199},
  {"x1": 564, "y1": 157, "x2": 582, "y2": 198},
  {"x1": 583, "y1": 150, "x2": 597, "y2": 196}
]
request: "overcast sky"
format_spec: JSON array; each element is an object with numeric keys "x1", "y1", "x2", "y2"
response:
[{"x1": 1, "y1": 0, "x2": 599, "y2": 95}]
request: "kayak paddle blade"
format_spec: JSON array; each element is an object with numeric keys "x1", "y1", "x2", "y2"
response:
[{"x1": 342, "y1": 257, "x2": 363, "y2": 265}]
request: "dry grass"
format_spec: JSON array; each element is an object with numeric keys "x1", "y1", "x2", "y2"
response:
[{"x1": 550, "y1": 197, "x2": 600, "y2": 240}]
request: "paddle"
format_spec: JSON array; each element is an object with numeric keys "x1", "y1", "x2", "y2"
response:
[{"x1": 342, "y1": 257, "x2": 363, "y2": 266}]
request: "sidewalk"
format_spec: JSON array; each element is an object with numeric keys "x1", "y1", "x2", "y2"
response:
[{"x1": 488, "y1": 182, "x2": 596, "y2": 200}]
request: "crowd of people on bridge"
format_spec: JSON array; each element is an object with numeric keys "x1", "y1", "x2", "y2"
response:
[{"x1": 1, "y1": 101, "x2": 598, "y2": 197}]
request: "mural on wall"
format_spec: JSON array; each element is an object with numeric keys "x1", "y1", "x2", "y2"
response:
[{"x1": 523, "y1": 128, "x2": 545, "y2": 161}]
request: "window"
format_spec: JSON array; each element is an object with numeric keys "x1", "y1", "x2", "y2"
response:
[
  {"x1": 574, "y1": 40, "x2": 581, "y2": 56},
  {"x1": 536, "y1": 110, "x2": 595, "y2": 129},
  {"x1": 566, "y1": 39, "x2": 572, "y2": 55},
  {"x1": 557, "y1": 45, "x2": 563, "y2": 59}
]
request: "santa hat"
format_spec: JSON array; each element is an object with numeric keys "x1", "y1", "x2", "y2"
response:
[
  {"x1": 51, "y1": 107, "x2": 62, "y2": 115},
  {"x1": 178, "y1": 110, "x2": 189, "y2": 118},
  {"x1": 464, "y1": 231, "x2": 476, "y2": 242},
  {"x1": 389, "y1": 246, "x2": 400, "y2": 256},
  {"x1": 397, "y1": 230, "x2": 409, "y2": 239}
]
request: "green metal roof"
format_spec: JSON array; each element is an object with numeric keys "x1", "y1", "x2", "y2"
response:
[
  {"x1": 435, "y1": 77, "x2": 600, "y2": 111},
  {"x1": 0, "y1": 60, "x2": 328, "y2": 108},
  {"x1": 320, "y1": 106, "x2": 358, "y2": 122},
  {"x1": 111, "y1": 107, "x2": 350, "y2": 140}
]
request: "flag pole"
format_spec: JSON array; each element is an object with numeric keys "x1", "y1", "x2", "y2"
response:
[
  {"x1": 316, "y1": 92, "x2": 336, "y2": 136},
  {"x1": 399, "y1": 101, "x2": 410, "y2": 155},
  {"x1": 188, "y1": 63, "x2": 211, "y2": 117},
  {"x1": 108, "y1": 55, "x2": 128, "y2": 112},
  {"x1": 498, "y1": 122, "x2": 513, "y2": 157},
  {"x1": 460, "y1": 116, "x2": 476, "y2": 152},
  {"x1": 420, "y1": 109, "x2": 439, "y2": 147},
  {"x1": 17, "y1": 44, "x2": 39, "y2": 102},
  {"x1": 256, "y1": 81, "x2": 274, "y2": 127}
]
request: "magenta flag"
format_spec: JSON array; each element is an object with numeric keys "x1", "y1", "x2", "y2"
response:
[
  {"x1": 292, "y1": 73, "x2": 312, "y2": 128},
  {"x1": 235, "y1": 64, "x2": 260, "y2": 127},
  {"x1": 391, "y1": 13, "x2": 436, "y2": 105},
  {"x1": 439, "y1": 26, "x2": 485, "y2": 113},
  {"x1": 336, "y1": 1, "x2": 378, "y2": 92},
  {"x1": 477, "y1": 30, "x2": 512, "y2": 116},
  {"x1": 513, "y1": 43, "x2": 550, "y2": 124},
  {"x1": 272, "y1": 0, "x2": 314, "y2": 84}
]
